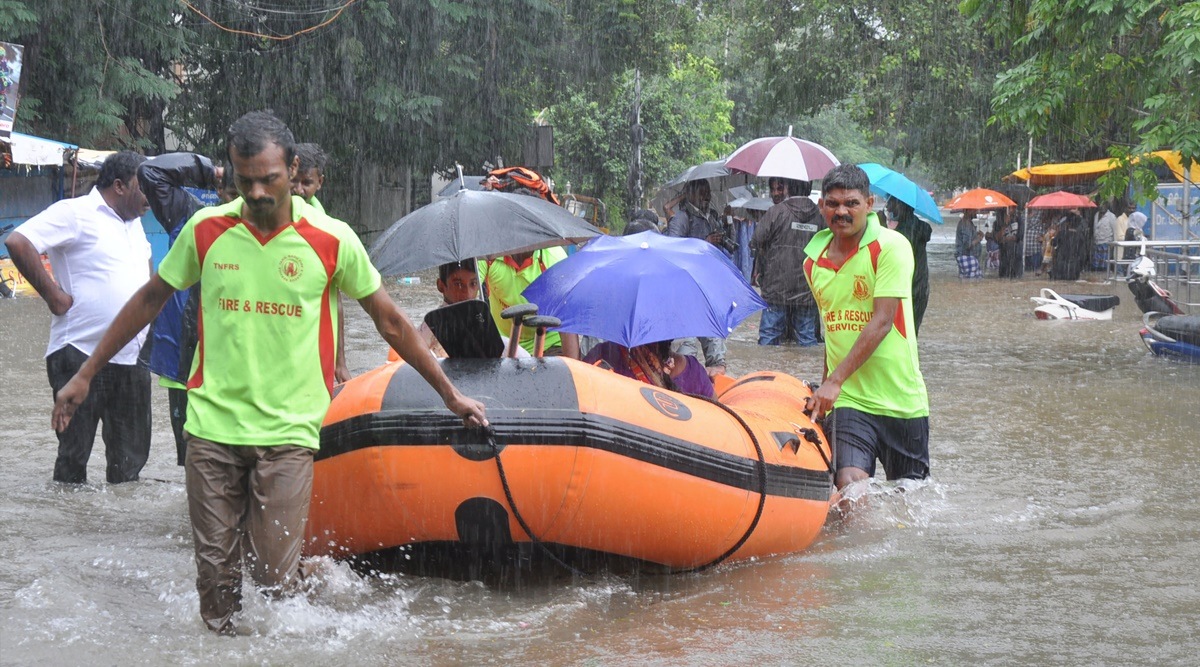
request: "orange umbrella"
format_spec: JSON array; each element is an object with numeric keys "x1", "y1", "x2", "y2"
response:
[
  {"x1": 946, "y1": 188, "x2": 1017, "y2": 211},
  {"x1": 1026, "y1": 191, "x2": 1097, "y2": 209}
]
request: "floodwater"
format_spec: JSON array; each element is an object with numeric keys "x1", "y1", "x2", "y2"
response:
[{"x1": 2, "y1": 232, "x2": 1198, "y2": 666}]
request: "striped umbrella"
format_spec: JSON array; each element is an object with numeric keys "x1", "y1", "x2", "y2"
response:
[{"x1": 725, "y1": 127, "x2": 840, "y2": 181}]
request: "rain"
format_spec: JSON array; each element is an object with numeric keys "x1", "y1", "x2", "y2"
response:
[{"x1": 1, "y1": 1, "x2": 1198, "y2": 664}]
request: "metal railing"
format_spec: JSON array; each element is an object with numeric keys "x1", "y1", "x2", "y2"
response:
[{"x1": 1108, "y1": 240, "x2": 1200, "y2": 313}]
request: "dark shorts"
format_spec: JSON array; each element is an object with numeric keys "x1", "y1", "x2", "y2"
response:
[{"x1": 830, "y1": 407, "x2": 929, "y2": 481}]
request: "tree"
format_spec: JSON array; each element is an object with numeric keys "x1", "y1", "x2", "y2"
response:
[
  {"x1": 547, "y1": 50, "x2": 734, "y2": 224},
  {"x1": 963, "y1": 0, "x2": 1200, "y2": 197},
  {"x1": 721, "y1": 0, "x2": 1028, "y2": 188},
  {"x1": 6, "y1": 0, "x2": 185, "y2": 150}
]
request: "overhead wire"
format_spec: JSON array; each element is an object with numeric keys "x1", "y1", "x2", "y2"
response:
[
  {"x1": 96, "y1": 0, "x2": 311, "y2": 55},
  {"x1": 180, "y1": 0, "x2": 358, "y2": 41},
  {"x1": 204, "y1": 0, "x2": 351, "y2": 16}
]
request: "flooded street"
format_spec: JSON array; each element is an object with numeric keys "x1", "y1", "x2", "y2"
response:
[{"x1": 2, "y1": 235, "x2": 1198, "y2": 666}]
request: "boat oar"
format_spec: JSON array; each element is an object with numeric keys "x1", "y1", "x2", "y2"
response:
[
  {"x1": 499, "y1": 303, "x2": 538, "y2": 358},
  {"x1": 522, "y1": 315, "x2": 561, "y2": 358}
]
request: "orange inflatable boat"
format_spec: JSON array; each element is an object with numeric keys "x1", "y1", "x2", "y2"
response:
[{"x1": 305, "y1": 357, "x2": 833, "y2": 575}]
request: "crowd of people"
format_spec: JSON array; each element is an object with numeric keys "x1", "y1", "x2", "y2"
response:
[
  {"x1": 956, "y1": 199, "x2": 1148, "y2": 282},
  {"x1": 6, "y1": 112, "x2": 939, "y2": 635}
]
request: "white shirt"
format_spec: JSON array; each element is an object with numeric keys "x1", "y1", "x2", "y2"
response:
[
  {"x1": 15, "y1": 188, "x2": 151, "y2": 364},
  {"x1": 1093, "y1": 211, "x2": 1116, "y2": 244}
]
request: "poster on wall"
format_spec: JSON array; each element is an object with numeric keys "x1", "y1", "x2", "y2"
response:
[{"x1": 1, "y1": 42, "x2": 25, "y2": 140}]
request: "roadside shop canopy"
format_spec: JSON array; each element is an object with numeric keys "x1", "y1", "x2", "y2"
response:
[
  {"x1": 1008, "y1": 150, "x2": 1200, "y2": 187},
  {"x1": 4, "y1": 132, "x2": 77, "y2": 166}
]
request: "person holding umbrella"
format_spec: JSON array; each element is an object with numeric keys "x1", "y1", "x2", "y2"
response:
[
  {"x1": 751, "y1": 177, "x2": 822, "y2": 346},
  {"x1": 955, "y1": 210, "x2": 984, "y2": 279},
  {"x1": 856, "y1": 163, "x2": 942, "y2": 336},
  {"x1": 664, "y1": 179, "x2": 730, "y2": 376},
  {"x1": 1049, "y1": 207, "x2": 1089, "y2": 281},
  {"x1": 802, "y1": 164, "x2": 930, "y2": 492},
  {"x1": 666, "y1": 179, "x2": 735, "y2": 255}
]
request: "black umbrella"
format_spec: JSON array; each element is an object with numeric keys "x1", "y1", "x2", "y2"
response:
[{"x1": 369, "y1": 189, "x2": 603, "y2": 275}]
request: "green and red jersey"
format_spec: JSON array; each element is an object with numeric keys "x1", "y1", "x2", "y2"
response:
[
  {"x1": 157, "y1": 196, "x2": 381, "y2": 449},
  {"x1": 803, "y1": 213, "x2": 929, "y2": 418},
  {"x1": 480, "y1": 247, "x2": 568, "y2": 353}
]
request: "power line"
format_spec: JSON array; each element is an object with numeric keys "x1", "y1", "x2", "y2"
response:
[{"x1": 180, "y1": 0, "x2": 358, "y2": 41}]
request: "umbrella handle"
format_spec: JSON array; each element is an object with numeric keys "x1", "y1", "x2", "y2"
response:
[
  {"x1": 500, "y1": 303, "x2": 539, "y2": 358},
  {"x1": 523, "y1": 315, "x2": 561, "y2": 358}
]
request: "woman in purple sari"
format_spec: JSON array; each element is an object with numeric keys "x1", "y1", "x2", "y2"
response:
[{"x1": 583, "y1": 340, "x2": 715, "y2": 398}]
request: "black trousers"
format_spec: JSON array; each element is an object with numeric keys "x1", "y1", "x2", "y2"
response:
[
  {"x1": 46, "y1": 345, "x2": 151, "y2": 484},
  {"x1": 168, "y1": 387, "x2": 188, "y2": 467}
]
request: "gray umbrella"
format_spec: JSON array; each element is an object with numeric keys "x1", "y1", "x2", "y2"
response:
[
  {"x1": 649, "y1": 159, "x2": 754, "y2": 216},
  {"x1": 369, "y1": 189, "x2": 603, "y2": 275}
]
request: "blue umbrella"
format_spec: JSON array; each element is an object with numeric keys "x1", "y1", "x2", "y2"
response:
[
  {"x1": 522, "y1": 232, "x2": 767, "y2": 348},
  {"x1": 858, "y1": 163, "x2": 943, "y2": 224}
]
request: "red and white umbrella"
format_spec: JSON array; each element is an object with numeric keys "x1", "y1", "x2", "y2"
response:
[{"x1": 725, "y1": 128, "x2": 840, "y2": 181}]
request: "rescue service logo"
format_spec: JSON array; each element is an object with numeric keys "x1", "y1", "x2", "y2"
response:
[
  {"x1": 640, "y1": 387, "x2": 692, "y2": 421},
  {"x1": 278, "y1": 255, "x2": 304, "y2": 282},
  {"x1": 852, "y1": 274, "x2": 870, "y2": 300}
]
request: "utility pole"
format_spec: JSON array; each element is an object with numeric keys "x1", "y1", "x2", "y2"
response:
[{"x1": 627, "y1": 69, "x2": 644, "y2": 213}]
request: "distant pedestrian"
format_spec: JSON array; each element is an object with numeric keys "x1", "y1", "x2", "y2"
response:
[
  {"x1": 995, "y1": 207, "x2": 1022, "y2": 279},
  {"x1": 624, "y1": 208, "x2": 661, "y2": 235},
  {"x1": 985, "y1": 215, "x2": 1000, "y2": 272},
  {"x1": 292, "y1": 142, "x2": 328, "y2": 212},
  {"x1": 1023, "y1": 210, "x2": 1048, "y2": 274},
  {"x1": 290, "y1": 142, "x2": 351, "y2": 382},
  {"x1": 955, "y1": 210, "x2": 983, "y2": 279},
  {"x1": 1122, "y1": 203, "x2": 1149, "y2": 268},
  {"x1": 1092, "y1": 202, "x2": 1117, "y2": 271},
  {"x1": 1050, "y1": 208, "x2": 1088, "y2": 281},
  {"x1": 663, "y1": 178, "x2": 728, "y2": 376},
  {"x1": 5, "y1": 151, "x2": 152, "y2": 484},
  {"x1": 752, "y1": 177, "x2": 822, "y2": 346}
]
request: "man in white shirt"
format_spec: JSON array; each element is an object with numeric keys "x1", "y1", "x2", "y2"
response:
[
  {"x1": 4, "y1": 151, "x2": 153, "y2": 483},
  {"x1": 1092, "y1": 203, "x2": 1117, "y2": 271}
]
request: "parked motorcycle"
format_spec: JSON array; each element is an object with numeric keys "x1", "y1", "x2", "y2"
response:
[{"x1": 1127, "y1": 253, "x2": 1200, "y2": 363}]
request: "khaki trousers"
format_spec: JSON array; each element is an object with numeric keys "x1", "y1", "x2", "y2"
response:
[{"x1": 184, "y1": 434, "x2": 314, "y2": 633}]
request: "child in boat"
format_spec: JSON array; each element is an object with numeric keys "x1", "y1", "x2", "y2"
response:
[
  {"x1": 584, "y1": 339, "x2": 715, "y2": 398},
  {"x1": 412, "y1": 259, "x2": 530, "y2": 359}
]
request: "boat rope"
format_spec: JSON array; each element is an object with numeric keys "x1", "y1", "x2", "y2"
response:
[
  {"x1": 486, "y1": 429, "x2": 588, "y2": 578},
  {"x1": 677, "y1": 394, "x2": 767, "y2": 574},
  {"x1": 800, "y1": 424, "x2": 834, "y2": 475},
  {"x1": 484, "y1": 391, "x2": 778, "y2": 576}
]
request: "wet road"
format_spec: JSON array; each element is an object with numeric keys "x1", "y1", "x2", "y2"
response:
[{"x1": 2, "y1": 234, "x2": 1197, "y2": 665}]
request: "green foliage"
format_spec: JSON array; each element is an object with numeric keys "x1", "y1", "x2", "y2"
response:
[
  {"x1": 13, "y1": 0, "x2": 1189, "y2": 227},
  {"x1": 547, "y1": 51, "x2": 735, "y2": 222},
  {"x1": 0, "y1": 0, "x2": 37, "y2": 29},
  {"x1": 966, "y1": 0, "x2": 1200, "y2": 194},
  {"x1": 720, "y1": 0, "x2": 1026, "y2": 188},
  {"x1": 9, "y1": 0, "x2": 186, "y2": 150}
]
